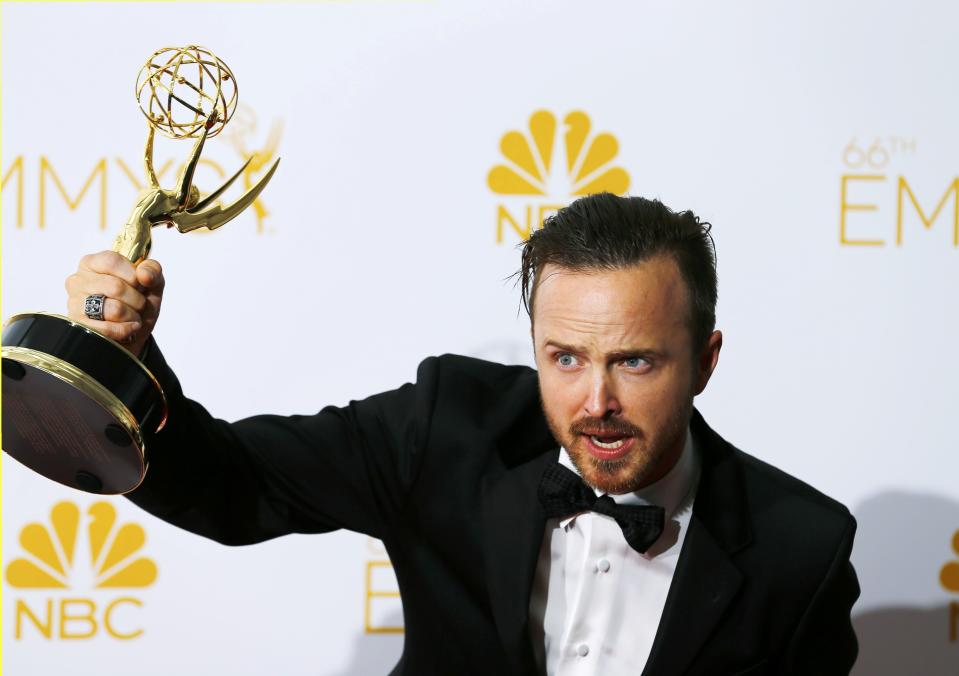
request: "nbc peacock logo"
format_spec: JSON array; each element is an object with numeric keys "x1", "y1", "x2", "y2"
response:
[
  {"x1": 6, "y1": 500, "x2": 157, "y2": 640},
  {"x1": 488, "y1": 110, "x2": 631, "y2": 243}
]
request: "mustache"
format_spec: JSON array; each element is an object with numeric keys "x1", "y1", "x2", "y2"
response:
[{"x1": 570, "y1": 417, "x2": 641, "y2": 438}]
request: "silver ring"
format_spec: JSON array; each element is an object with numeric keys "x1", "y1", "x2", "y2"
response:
[{"x1": 84, "y1": 294, "x2": 106, "y2": 321}]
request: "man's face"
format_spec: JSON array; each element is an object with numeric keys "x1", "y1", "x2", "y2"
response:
[{"x1": 532, "y1": 255, "x2": 721, "y2": 494}]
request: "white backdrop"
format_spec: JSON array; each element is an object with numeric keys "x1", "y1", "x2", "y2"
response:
[{"x1": 3, "y1": 2, "x2": 958, "y2": 674}]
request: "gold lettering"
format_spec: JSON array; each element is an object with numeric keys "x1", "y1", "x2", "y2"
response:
[
  {"x1": 842, "y1": 139, "x2": 866, "y2": 169},
  {"x1": 39, "y1": 157, "x2": 107, "y2": 230},
  {"x1": 59, "y1": 598, "x2": 97, "y2": 639},
  {"x1": 496, "y1": 204, "x2": 532, "y2": 243},
  {"x1": 866, "y1": 138, "x2": 889, "y2": 169},
  {"x1": 104, "y1": 597, "x2": 143, "y2": 640},
  {"x1": 2, "y1": 155, "x2": 24, "y2": 228},
  {"x1": 115, "y1": 156, "x2": 173, "y2": 191},
  {"x1": 891, "y1": 137, "x2": 917, "y2": 155},
  {"x1": 538, "y1": 204, "x2": 565, "y2": 229},
  {"x1": 839, "y1": 174, "x2": 885, "y2": 246},
  {"x1": 364, "y1": 560, "x2": 403, "y2": 634},
  {"x1": 896, "y1": 176, "x2": 959, "y2": 246},
  {"x1": 15, "y1": 599, "x2": 53, "y2": 639}
]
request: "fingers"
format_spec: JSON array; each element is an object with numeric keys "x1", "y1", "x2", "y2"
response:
[
  {"x1": 64, "y1": 252, "x2": 166, "y2": 350},
  {"x1": 66, "y1": 269, "x2": 147, "y2": 313},
  {"x1": 67, "y1": 296, "x2": 141, "y2": 324},
  {"x1": 79, "y1": 251, "x2": 138, "y2": 286},
  {"x1": 64, "y1": 290, "x2": 142, "y2": 343},
  {"x1": 69, "y1": 315, "x2": 142, "y2": 344},
  {"x1": 136, "y1": 259, "x2": 165, "y2": 294},
  {"x1": 136, "y1": 260, "x2": 164, "y2": 330}
]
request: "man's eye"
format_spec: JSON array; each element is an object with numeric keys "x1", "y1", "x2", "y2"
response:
[
  {"x1": 557, "y1": 353, "x2": 577, "y2": 367},
  {"x1": 623, "y1": 357, "x2": 647, "y2": 369}
]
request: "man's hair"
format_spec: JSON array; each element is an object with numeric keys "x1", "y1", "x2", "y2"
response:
[{"x1": 519, "y1": 192, "x2": 718, "y2": 350}]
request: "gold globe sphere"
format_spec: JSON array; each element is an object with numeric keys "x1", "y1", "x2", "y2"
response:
[{"x1": 135, "y1": 45, "x2": 238, "y2": 139}]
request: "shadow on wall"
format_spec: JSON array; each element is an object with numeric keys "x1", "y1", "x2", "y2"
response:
[
  {"x1": 851, "y1": 491, "x2": 959, "y2": 675},
  {"x1": 332, "y1": 610, "x2": 405, "y2": 676}
]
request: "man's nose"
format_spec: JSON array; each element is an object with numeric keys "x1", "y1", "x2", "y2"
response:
[{"x1": 584, "y1": 371, "x2": 621, "y2": 419}]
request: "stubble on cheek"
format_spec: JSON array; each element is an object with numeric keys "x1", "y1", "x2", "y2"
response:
[
  {"x1": 540, "y1": 398, "x2": 691, "y2": 494},
  {"x1": 576, "y1": 441, "x2": 655, "y2": 494},
  {"x1": 539, "y1": 402, "x2": 648, "y2": 493},
  {"x1": 537, "y1": 369, "x2": 692, "y2": 493}
]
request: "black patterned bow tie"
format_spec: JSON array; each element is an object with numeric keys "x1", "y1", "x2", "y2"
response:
[{"x1": 538, "y1": 462, "x2": 665, "y2": 554}]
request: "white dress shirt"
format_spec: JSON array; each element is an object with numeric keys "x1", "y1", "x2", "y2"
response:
[{"x1": 528, "y1": 428, "x2": 701, "y2": 676}]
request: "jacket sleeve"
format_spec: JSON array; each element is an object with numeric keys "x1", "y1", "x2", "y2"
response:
[
  {"x1": 780, "y1": 515, "x2": 861, "y2": 675},
  {"x1": 126, "y1": 338, "x2": 439, "y2": 545}
]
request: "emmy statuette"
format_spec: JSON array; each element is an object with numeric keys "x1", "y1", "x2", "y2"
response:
[{"x1": 2, "y1": 46, "x2": 279, "y2": 495}]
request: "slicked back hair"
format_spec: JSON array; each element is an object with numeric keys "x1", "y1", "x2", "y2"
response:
[{"x1": 519, "y1": 192, "x2": 718, "y2": 352}]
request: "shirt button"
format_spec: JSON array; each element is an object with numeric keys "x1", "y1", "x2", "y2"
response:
[
  {"x1": 597, "y1": 558, "x2": 611, "y2": 573},
  {"x1": 576, "y1": 643, "x2": 590, "y2": 657}
]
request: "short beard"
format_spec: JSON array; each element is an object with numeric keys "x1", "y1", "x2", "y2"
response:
[
  {"x1": 540, "y1": 398, "x2": 691, "y2": 495},
  {"x1": 586, "y1": 455, "x2": 638, "y2": 494},
  {"x1": 592, "y1": 456, "x2": 631, "y2": 475}
]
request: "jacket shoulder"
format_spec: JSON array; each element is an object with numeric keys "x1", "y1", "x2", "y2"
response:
[
  {"x1": 420, "y1": 353, "x2": 539, "y2": 409},
  {"x1": 415, "y1": 354, "x2": 552, "y2": 459},
  {"x1": 429, "y1": 353, "x2": 535, "y2": 382},
  {"x1": 734, "y1": 447, "x2": 853, "y2": 524}
]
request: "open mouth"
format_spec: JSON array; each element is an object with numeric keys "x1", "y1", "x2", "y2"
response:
[
  {"x1": 590, "y1": 435, "x2": 628, "y2": 449},
  {"x1": 582, "y1": 434, "x2": 634, "y2": 459}
]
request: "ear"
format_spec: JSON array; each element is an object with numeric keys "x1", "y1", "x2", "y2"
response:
[{"x1": 693, "y1": 330, "x2": 722, "y2": 395}]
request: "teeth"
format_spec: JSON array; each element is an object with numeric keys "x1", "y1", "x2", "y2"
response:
[{"x1": 590, "y1": 435, "x2": 626, "y2": 449}]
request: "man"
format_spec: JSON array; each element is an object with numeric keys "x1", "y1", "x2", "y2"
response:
[{"x1": 66, "y1": 193, "x2": 860, "y2": 675}]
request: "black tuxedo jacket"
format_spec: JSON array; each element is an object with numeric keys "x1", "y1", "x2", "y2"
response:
[{"x1": 131, "y1": 345, "x2": 860, "y2": 675}]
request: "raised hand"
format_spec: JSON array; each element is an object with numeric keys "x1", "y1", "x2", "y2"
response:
[{"x1": 65, "y1": 251, "x2": 165, "y2": 357}]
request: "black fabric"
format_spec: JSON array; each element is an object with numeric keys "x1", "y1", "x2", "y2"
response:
[
  {"x1": 128, "y1": 340, "x2": 860, "y2": 676},
  {"x1": 538, "y1": 462, "x2": 665, "y2": 554}
]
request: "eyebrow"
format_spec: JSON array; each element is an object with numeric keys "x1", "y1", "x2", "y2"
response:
[
  {"x1": 543, "y1": 339, "x2": 585, "y2": 353},
  {"x1": 543, "y1": 340, "x2": 662, "y2": 361}
]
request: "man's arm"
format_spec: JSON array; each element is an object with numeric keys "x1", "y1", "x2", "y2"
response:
[
  {"x1": 780, "y1": 515, "x2": 861, "y2": 675},
  {"x1": 126, "y1": 336, "x2": 438, "y2": 544},
  {"x1": 65, "y1": 251, "x2": 438, "y2": 544}
]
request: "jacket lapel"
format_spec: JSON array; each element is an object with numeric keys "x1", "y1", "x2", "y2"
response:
[
  {"x1": 481, "y1": 371, "x2": 558, "y2": 676},
  {"x1": 482, "y1": 451, "x2": 555, "y2": 675},
  {"x1": 642, "y1": 409, "x2": 753, "y2": 675},
  {"x1": 480, "y1": 394, "x2": 754, "y2": 676}
]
